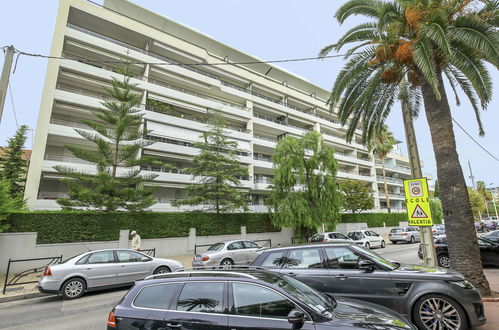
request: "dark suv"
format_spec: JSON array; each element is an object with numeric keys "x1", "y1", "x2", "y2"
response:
[
  {"x1": 252, "y1": 243, "x2": 486, "y2": 329},
  {"x1": 107, "y1": 269, "x2": 415, "y2": 329}
]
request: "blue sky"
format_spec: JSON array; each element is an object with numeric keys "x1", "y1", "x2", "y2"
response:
[{"x1": 0, "y1": 0, "x2": 498, "y2": 187}]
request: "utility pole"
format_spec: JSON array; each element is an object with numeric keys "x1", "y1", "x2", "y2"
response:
[
  {"x1": 468, "y1": 161, "x2": 476, "y2": 189},
  {"x1": 400, "y1": 79, "x2": 437, "y2": 267},
  {"x1": 490, "y1": 184, "x2": 498, "y2": 219},
  {"x1": 0, "y1": 45, "x2": 15, "y2": 125}
]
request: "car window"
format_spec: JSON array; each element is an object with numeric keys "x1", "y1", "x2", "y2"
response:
[
  {"x1": 208, "y1": 243, "x2": 224, "y2": 251},
  {"x1": 285, "y1": 248, "x2": 323, "y2": 269},
  {"x1": 310, "y1": 234, "x2": 324, "y2": 242},
  {"x1": 336, "y1": 233, "x2": 348, "y2": 239},
  {"x1": 478, "y1": 239, "x2": 493, "y2": 247},
  {"x1": 369, "y1": 231, "x2": 379, "y2": 237},
  {"x1": 325, "y1": 247, "x2": 366, "y2": 269},
  {"x1": 364, "y1": 231, "x2": 370, "y2": 237},
  {"x1": 390, "y1": 228, "x2": 403, "y2": 233},
  {"x1": 243, "y1": 241, "x2": 259, "y2": 249},
  {"x1": 117, "y1": 250, "x2": 144, "y2": 262},
  {"x1": 260, "y1": 251, "x2": 287, "y2": 268},
  {"x1": 228, "y1": 241, "x2": 245, "y2": 250},
  {"x1": 86, "y1": 251, "x2": 115, "y2": 264},
  {"x1": 176, "y1": 282, "x2": 224, "y2": 313},
  {"x1": 347, "y1": 232, "x2": 362, "y2": 240},
  {"x1": 134, "y1": 283, "x2": 178, "y2": 310},
  {"x1": 232, "y1": 283, "x2": 296, "y2": 319}
]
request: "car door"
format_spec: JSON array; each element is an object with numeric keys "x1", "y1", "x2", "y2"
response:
[
  {"x1": 242, "y1": 241, "x2": 260, "y2": 264},
  {"x1": 228, "y1": 282, "x2": 315, "y2": 330},
  {"x1": 79, "y1": 250, "x2": 118, "y2": 288},
  {"x1": 116, "y1": 250, "x2": 151, "y2": 284},
  {"x1": 166, "y1": 281, "x2": 229, "y2": 330},
  {"x1": 279, "y1": 247, "x2": 331, "y2": 294},
  {"x1": 368, "y1": 231, "x2": 382, "y2": 247},
  {"x1": 478, "y1": 238, "x2": 499, "y2": 266},
  {"x1": 323, "y1": 246, "x2": 398, "y2": 312},
  {"x1": 227, "y1": 241, "x2": 248, "y2": 265}
]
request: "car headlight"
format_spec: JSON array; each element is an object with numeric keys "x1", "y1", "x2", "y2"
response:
[{"x1": 451, "y1": 280, "x2": 475, "y2": 289}]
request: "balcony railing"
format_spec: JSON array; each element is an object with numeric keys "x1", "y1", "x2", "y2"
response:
[
  {"x1": 377, "y1": 176, "x2": 404, "y2": 184},
  {"x1": 44, "y1": 154, "x2": 93, "y2": 165},
  {"x1": 38, "y1": 192, "x2": 68, "y2": 200},
  {"x1": 376, "y1": 161, "x2": 411, "y2": 172},
  {"x1": 50, "y1": 118, "x2": 89, "y2": 129},
  {"x1": 253, "y1": 155, "x2": 272, "y2": 162},
  {"x1": 141, "y1": 165, "x2": 187, "y2": 174},
  {"x1": 253, "y1": 114, "x2": 310, "y2": 132},
  {"x1": 253, "y1": 135, "x2": 277, "y2": 143}
]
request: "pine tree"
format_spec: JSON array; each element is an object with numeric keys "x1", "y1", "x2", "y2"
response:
[
  {"x1": 0, "y1": 125, "x2": 29, "y2": 197},
  {"x1": 0, "y1": 179, "x2": 16, "y2": 232},
  {"x1": 173, "y1": 116, "x2": 250, "y2": 213},
  {"x1": 266, "y1": 131, "x2": 341, "y2": 237},
  {"x1": 54, "y1": 64, "x2": 158, "y2": 211}
]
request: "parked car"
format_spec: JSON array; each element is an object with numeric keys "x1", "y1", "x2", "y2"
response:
[
  {"x1": 482, "y1": 230, "x2": 499, "y2": 243},
  {"x1": 309, "y1": 232, "x2": 353, "y2": 243},
  {"x1": 192, "y1": 240, "x2": 263, "y2": 269},
  {"x1": 347, "y1": 230, "x2": 386, "y2": 249},
  {"x1": 431, "y1": 224, "x2": 446, "y2": 236},
  {"x1": 107, "y1": 269, "x2": 416, "y2": 330},
  {"x1": 418, "y1": 235, "x2": 499, "y2": 268},
  {"x1": 38, "y1": 249, "x2": 183, "y2": 299},
  {"x1": 389, "y1": 227, "x2": 420, "y2": 244},
  {"x1": 252, "y1": 243, "x2": 486, "y2": 329}
]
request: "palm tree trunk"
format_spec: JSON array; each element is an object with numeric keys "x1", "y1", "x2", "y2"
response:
[
  {"x1": 421, "y1": 72, "x2": 491, "y2": 296},
  {"x1": 381, "y1": 158, "x2": 391, "y2": 213}
]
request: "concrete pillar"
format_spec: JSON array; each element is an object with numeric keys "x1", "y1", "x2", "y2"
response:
[
  {"x1": 119, "y1": 230, "x2": 129, "y2": 248},
  {"x1": 188, "y1": 228, "x2": 196, "y2": 251},
  {"x1": 241, "y1": 226, "x2": 247, "y2": 239}
]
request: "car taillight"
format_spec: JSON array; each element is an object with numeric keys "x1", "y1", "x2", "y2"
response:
[
  {"x1": 323, "y1": 239, "x2": 327, "y2": 243},
  {"x1": 107, "y1": 311, "x2": 116, "y2": 328},
  {"x1": 401, "y1": 233, "x2": 408, "y2": 236},
  {"x1": 202, "y1": 256, "x2": 209, "y2": 261},
  {"x1": 43, "y1": 266, "x2": 52, "y2": 277}
]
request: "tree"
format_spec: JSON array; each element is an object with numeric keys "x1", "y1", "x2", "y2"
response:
[
  {"x1": 320, "y1": 0, "x2": 497, "y2": 295},
  {"x1": 339, "y1": 180, "x2": 374, "y2": 214},
  {"x1": 0, "y1": 125, "x2": 29, "y2": 197},
  {"x1": 367, "y1": 125, "x2": 396, "y2": 213},
  {"x1": 0, "y1": 179, "x2": 17, "y2": 232},
  {"x1": 477, "y1": 180, "x2": 493, "y2": 217},
  {"x1": 469, "y1": 188, "x2": 487, "y2": 220},
  {"x1": 54, "y1": 65, "x2": 158, "y2": 212},
  {"x1": 430, "y1": 198, "x2": 443, "y2": 223},
  {"x1": 266, "y1": 131, "x2": 342, "y2": 237},
  {"x1": 433, "y1": 179, "x2": 440, "y2": 198},
  {"x1": 173, "y1": 116, "x2": 250, "y2": 213}
]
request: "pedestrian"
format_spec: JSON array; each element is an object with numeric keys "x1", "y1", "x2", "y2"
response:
[{"x1": 130, "y1": 230, "x2": 141, "y2": 251}]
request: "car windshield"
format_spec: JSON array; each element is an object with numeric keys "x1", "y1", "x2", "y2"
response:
[
  {"x1": 347, "y1": 232, "x2": 363, "y2": 240},
  {"x1": 208, "y1": 243, "x2": 224, "y2": 251},
  {"x1": 277, "y1": 275, "x2": 335, "y2": 317},
  {"x1": 390, "y1": 228, "x2": 403, "y2": 233},
  {"x1": 352, "y1": 245, "x2": 398, "y2": 270}
]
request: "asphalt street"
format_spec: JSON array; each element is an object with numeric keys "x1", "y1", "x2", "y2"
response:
[{"x1": 0, "y1": 243, "x2": 424, "y2": 330}]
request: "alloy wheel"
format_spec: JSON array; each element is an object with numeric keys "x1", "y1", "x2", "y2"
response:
[
  {"x1": 65, "y1": 280, "x2": 83, "y2": 298},
  {"x1": 438, "y1": 255, "x2": 451, "y2": 268},
  {"x1": 418, "y1": 297, "x2": 462, "y2": 330},
  {"x1": 221, "y1": 259, "x2": 233, "y2": 269}
]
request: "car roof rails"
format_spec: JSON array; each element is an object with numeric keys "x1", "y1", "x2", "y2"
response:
[{"x1": 144, "y1": 270, "x2": 259, "y2": 281}]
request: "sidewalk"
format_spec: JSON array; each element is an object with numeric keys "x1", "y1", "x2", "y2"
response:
[{"x1": 479, "y1": 269, "x2": 499, "y2": 330}]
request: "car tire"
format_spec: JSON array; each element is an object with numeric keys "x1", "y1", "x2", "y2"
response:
[
  {"x1": 381, "y1": 240, "x2": 386, "y2": 248},
  {"x1": 220, "y1": 258, "x2": 234, "y2": 269},
  {"x1": 412, "y1": 294, "x2": 468, "y2": 330},
  {"x1": 391, "y1": 240, "x2": 397, "y2": 245},
  {"x1": 153, "y1": 266, "x2": 171, "y2": 274},
  {"x1": 410, "y1": 236, "x2": 415, "y2": 244},
  {"x1": 437, "y1": 254, "x2": 451, "y2": 268},
  {"x1": 61, "y1": 278, "x2": 86, "y2": 300},
  {"x1": 365, "y1": 242, "x2": 370, "y2": 249}
]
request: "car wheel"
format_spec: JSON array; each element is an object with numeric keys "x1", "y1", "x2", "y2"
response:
[
  {"x1": 61, "y1": 278, "x2": 86, "y2": 300},
  {"x1": 381, "y1": 240, "x2": 386, "y2": 248},
  {"x1": 413, "y1": 294, "x2": 467, "y2": 330},
  {"x1": 410, "y1": 236, "x2": 415, "y2": 244},
  {"x1": 220, "y1": 258, "x2": 234, "y2": 269},
  {"x1": 153, "y1": 266, "x2": 171, "y2": 274},
  {"x1": 365, "y1": 242, "x2": 370, "y2": 249},
  {"x1": 437, "y1": 254, "x2": 451, "y2": 268}
]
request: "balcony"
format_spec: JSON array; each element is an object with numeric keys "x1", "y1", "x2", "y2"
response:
[
  {"x1": 377, "y1": 176, "x2": 404, "y2": 185},
  {"x1": 375, "y1": 161, "x2": 411, "y2": 173},
  {"x1": 253, "y1": 113, "x2": 310, "y2": 134}
]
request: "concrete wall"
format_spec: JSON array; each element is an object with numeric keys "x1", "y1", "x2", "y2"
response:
[{"x1": 0, "y1": 227, "x2": 294, "y2": 275}]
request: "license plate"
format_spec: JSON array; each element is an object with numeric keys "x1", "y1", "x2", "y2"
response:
[{"x1": 195, "y1": 255, "x2": 202, "y2": 261}]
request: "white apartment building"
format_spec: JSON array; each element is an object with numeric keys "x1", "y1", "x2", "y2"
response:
[{"x1": 25, "y1": 0, "x2": 396, "y2": 212}]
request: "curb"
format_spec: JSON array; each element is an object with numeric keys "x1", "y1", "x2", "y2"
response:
[
  {"x1": 0, "y1": 292, "x2": 49, "y2": 304},
  {"x1": 483, "y1": 298, "x2": 499, "y2": 302}
]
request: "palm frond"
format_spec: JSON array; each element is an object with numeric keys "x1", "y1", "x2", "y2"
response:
[
  {"x1": 334, "y1": 0, "x2": 381, "y2": 24},
  {"x1": 413, "y1": 38, "x2": 441, "y2": 99}
]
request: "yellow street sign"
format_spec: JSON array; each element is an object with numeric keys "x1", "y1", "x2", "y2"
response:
[{"x1": 404, "y1": 178, "x2": 433, "y2": 226}]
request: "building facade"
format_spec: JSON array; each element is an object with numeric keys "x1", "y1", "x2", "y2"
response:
[{"x1": 25, "y1": 0, "x2": 400, "y2": 211}]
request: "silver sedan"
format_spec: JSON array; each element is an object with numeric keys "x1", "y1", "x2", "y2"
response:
[
  {"x1": 192, "y1": 240, "x2": 264, "y2": 268},
  {"x1": 38, "y1": 249, "x2": 183, "y2": 299}
]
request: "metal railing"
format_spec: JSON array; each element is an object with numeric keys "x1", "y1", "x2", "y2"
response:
[
  {"x1": 253, "y1": 155, "x2": 272, "y2": 162},
  {"x1": 141, "y1": 248, "x2": 156, "y2": 257},
  {"x1": 253, "y1": 135, "x2": 277, "y2": 143},
  {"x1": 38, "y1": 192, "x2": 68, "y2": 200},
  {"x1": 3, "y1": 255, "x2": 63, "y2": 295},
  {"x1": 44, "y1": 154, "x2": 93, "y2": 165}
]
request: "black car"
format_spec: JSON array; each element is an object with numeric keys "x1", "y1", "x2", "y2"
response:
[
  {"x1": 418, "y1": 235, "x2": 499, "y2": 268},
  {"x1": 482, "y1": 230, "x2": 499, "y2": 243},
  {"x1": 107, "y1": 269, "x2": 416, "y2": 329},
  {"x1": 252, "y1": 243, "x2": 486, "y2": 330}
]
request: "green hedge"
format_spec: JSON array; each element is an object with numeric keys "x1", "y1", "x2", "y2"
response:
[
  {"x1": 340, "y1": 212, "x2": 442, "y2": 227},
  {"x1": 5, "y1": 212, "x2": 278, "y2": 244}
]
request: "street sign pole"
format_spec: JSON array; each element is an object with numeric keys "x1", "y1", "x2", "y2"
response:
[{"x1": 401, "y1": 88, "x2": 437, "y2": 267}]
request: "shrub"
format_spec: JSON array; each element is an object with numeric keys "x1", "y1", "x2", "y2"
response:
[
  {"x1": 340, "y1": 212, "x2": 441, "y2": 228},
  {"x1": 5, "y1": 212, "x2": 278, "y2": 244}
]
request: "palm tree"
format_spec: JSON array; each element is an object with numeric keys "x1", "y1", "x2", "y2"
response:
[
  {"x1": 368, "y1": 125, "x2": 397, "y2": 213},
  {"x1": 320, "y1": 0, "x2": 498, "y2": 296}
]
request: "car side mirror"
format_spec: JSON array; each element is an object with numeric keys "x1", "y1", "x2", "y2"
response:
[
  {"x1": 140, "y1": 257, "x2": 150, "y2": 262},
  {"x1": 358, "y1": 259, "x2": 375, "y2": 272},
  {"x1": 287, "y1": 309, "x2": 305, "y2": 329}
]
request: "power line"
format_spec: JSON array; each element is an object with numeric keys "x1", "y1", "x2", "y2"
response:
[
  {"x1": 7, "y1": 81, "x2": 19, "y2": 129},
  {"x1": 3, "y1": 45, "x2": 350, "y2": 67},
  {"x1": 452, "y1": 116, "x2": 499, "y2": 163}
]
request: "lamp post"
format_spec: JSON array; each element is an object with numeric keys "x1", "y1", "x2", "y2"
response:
[{"x1": 490, "y1": 183, "x2": 498, "y2": 219}]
